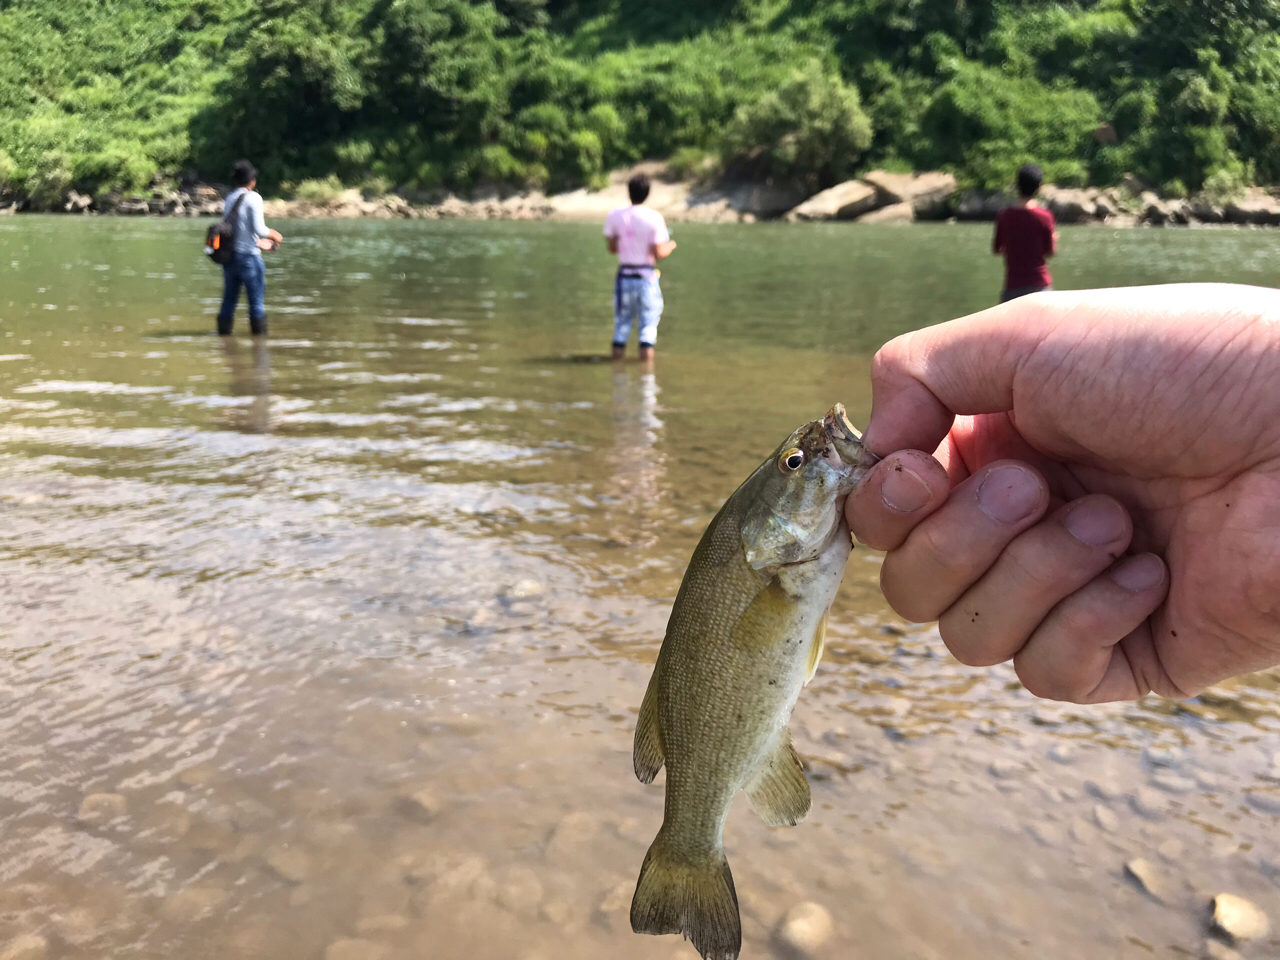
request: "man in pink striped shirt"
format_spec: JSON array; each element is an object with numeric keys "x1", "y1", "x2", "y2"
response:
[{"x1": 604, "y1": 174, "x2": 677, "y2": 362}]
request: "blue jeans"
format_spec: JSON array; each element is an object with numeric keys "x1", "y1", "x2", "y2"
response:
[
  {"x1": 613, "y1": 274, "x2": 663, "y2": 348},
  {"x1": 218, "y1": 252, "x2": 267, "y2": 336}
]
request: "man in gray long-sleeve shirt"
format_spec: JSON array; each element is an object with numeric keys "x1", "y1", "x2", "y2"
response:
[{"x1": 217, "y1": 159, "x2": 283, "y2": 337}]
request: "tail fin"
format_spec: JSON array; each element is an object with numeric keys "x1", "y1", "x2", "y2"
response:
[{"x1": 630, "y1": 830, "x2": 741, "y2": 960}]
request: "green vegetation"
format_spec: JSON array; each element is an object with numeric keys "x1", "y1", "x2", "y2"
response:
[{"x1": 1, "y1": 0, "x2": 1280, "y2": 206}]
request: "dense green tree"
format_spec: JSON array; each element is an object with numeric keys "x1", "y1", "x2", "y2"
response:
[
  {"x1": 722, "y1": 61, "x2": 873, "y2": 189},
  {"x1": 1, "y1": 0, "x2": 1280, "y2": 201}
]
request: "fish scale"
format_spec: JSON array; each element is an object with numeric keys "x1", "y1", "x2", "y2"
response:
[{"x1": 630, "y1": 404, "x2": 878, "y2": 960}]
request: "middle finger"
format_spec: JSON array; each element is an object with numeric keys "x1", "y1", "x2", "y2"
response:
[
  {"x1": 880, "y1": 460, "x2": 1050, "y2": 622},
  {"x1": 938, "y1": 495, "x2": 1133, "y2": 666}
]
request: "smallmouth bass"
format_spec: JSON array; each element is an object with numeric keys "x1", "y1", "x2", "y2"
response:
[{"x1": 630, "y1": 404, "x2": 878, "y2": 960}]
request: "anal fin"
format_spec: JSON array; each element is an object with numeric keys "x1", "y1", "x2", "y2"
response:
[
  {"x1": 633, "y1": 670, "x2": 665, "y2": 784},
  {"x1": 805, "y1": 608, "x2": 828, "y2": 685},
  {"x1": 744, "y1": 730, "x2": 810, "y2": 827}
]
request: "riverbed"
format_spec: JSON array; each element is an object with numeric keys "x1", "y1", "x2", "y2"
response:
[{"x1": 0, "y1": 218, "x2": 1278, "y2": 960}]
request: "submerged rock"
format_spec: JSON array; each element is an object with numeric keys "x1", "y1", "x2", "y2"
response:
[
  {"x1": 399, "y1": 788, "x2": 442, "y2": 822},
  {"x1": 1142, "y1": 744, "x2": 1183, "y2": 768},
  {"x1": 540, "y1": 899, "x2": 574, "y2": 929},
  {"x1": 1131, "y1": 787, "x2": 1168, "y2": 820},
  {"x1": 0, "y1": 935, "x2": 48, "y2": 960},
  {"x1": 596, "y1": 881, "x2": 632, "y2": 916},
  {"x1": 989, "y1": 758, "x2": 1024, "y2": 780},
  {"x1": 1048, "y1": 743, "x2": 1077, "y2": 764},
  {"x1": 1244, "y1": 789, "x2": 1280, "y2": 815},
  {"x1": 264, "y1": 845, "x2": 313, "y2": 884},
  {"x1": 1151, "y1": 770, "x2": 1197, "y2": 794},
  {"x1": 160, "y1": 886, "x2": 227, "y2": 922},
  {"x1": 1026, "y1": 822, "x2": 1062, "y2": 848},
  {"x1": 1203, "y1": 940, "x2": 1241, "y2": 960},
  {"x1": 497, "y1": 867, "x2": 543, "y2": 915},
  {"x1": 773, "y1": 901, "x2": 834, "y2": 958},
  {"x1": 505, "y1": 579, "x2": 543, "y2": 600},
  {"x1": 544, "y1": 811, "x2": 599, "y2": 863},
  {"x1": 1211, "y1": 893, "x2": 1270, "y2": 943},
  {"x1": 1124, "y1": 859, "x2": 1166, "y2": 903},
  {"x1": 1092, "y1": 804, "x2": 1119, "y2": 832},
  {"x1": 77, "y1": 793, "x2": 127, "y2": 826},
  {"x1": 51, "y1": 907, "x2": 101, "y2": 946},
  {"x1": 355, "y1": 915, "x2": 409, "y2": 934}
]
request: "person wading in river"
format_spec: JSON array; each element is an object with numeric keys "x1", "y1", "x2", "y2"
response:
[
  {"x1": 993, "y1": 162, "x2": 1058, "y2": 303},
  {"x1": 604, "y1": 174, "x2": 676, "y2": 362},
  {"x1": 217, "y1": 159, "x2": 283, "y2": 337}
]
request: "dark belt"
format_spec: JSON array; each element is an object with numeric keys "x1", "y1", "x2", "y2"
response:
[{"x1": 615, "y1": 264, "x2": 657, "y2": 314}]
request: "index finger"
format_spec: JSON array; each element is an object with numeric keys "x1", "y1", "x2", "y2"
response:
[{"x1": 859, "y1": 283, "x2": 1280, "y2": 464}]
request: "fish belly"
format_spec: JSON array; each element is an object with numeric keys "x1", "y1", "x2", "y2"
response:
[{"x1": 658, "y1": 524, "x2": 851, "y2": 846}]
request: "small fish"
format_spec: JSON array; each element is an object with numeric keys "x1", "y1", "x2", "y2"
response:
[{"x1": 630, "y1": 404, "x2": 878, "y2": 960}]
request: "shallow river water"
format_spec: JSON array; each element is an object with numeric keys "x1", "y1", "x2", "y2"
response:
[{"x1": 1, "y1": 217, "x2": 1279, "y2": 960}]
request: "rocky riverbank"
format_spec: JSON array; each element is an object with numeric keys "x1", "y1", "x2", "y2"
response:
[{"x1": 11, "y1": 163, "x2": 1280, "y2": 227}]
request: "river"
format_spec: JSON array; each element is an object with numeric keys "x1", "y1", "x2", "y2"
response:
[{"x1": 0, "y1": 217, "x2": 1277, "y2": 960}]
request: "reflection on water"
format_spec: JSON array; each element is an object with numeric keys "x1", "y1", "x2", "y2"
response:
[
  {"x1": 605, "y1": 365, "x2": 664, "y2": 548},
  {"x1": 222, "y1": 338, "x2": 272, "y2": 434},
  {"x1": 0, "y1": 218, "x2": 1277, "y2": 960}
]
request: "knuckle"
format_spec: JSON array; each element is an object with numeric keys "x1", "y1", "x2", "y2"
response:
[
  {"x1": 912, "y1": 518, "x2": 989, "y2": 581},
  {"x1": 1001, "y1": 534, "x2": 1072, "y2": 595},
  {"x1": 869, "y1": 339, "x2": 907, "y2": 386},
  {"x1": 1056, "y1": 602, "x2": 1113, "y2": 646},
  {"x1": 880, "y1": 567, "x2": 942, "y2": 623}
]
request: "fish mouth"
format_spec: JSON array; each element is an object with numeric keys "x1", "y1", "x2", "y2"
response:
[{"x1": 823, "y1": 403, "x2": 881, "y2": 472}]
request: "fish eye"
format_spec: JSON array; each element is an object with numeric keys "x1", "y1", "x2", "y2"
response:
[{"x1": 779, "y1": 448, "x2": 805, "y2": 473}]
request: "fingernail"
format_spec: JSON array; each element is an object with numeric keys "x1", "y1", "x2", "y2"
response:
[
  {"x1": 1111, "y1": 554, "x2": 1163, "y2": 592},
  {"x1": 881, "y1": 464, "x2": 931, "y2": 513},
  {"x1": 1064, "y1": 498, "x2": 1127, "y2": 546},
  {"x1": 976, "y1": 465, "x2": 1042, "y2": 523}
]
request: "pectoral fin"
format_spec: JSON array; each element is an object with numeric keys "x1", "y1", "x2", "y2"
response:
[
  {"x1": 805, "y1": 609, "x2": 828, "y2": 685},
  {"x1": 744, "y1": 730, "x2": 811, "y2": 827},
  {"x1": 729, "y1": 579, "x2": 794, "y2": 652},
  {"x1": 633, "y1": 670, "x2": 665, "y2": 784}
]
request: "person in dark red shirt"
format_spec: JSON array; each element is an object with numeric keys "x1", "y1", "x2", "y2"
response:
[{"x1": 993, "y1": 163, "x2": 1058, "y2": 302}]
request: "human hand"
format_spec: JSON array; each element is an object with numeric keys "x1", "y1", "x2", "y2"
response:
[
  {"x1": 845, "y1": 284, "x2": 1280, "y2": 702},
  {"x1": 256, "y1": 236, "x2": 279, "y2": 252}
]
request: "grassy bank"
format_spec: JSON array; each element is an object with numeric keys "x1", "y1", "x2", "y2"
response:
[{"x1": 1, "y1": 0, "x2": 1279, "y2": 207}]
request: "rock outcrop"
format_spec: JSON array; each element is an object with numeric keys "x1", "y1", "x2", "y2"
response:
[
  {"x1": 857, "y1": 201, "x2": 915, "y2": 224},
  {"x1": 1224, "y1": 192, "x2": 1280, "y2": 225},
  {"x1": 20, "y1": 162, "x2": 1280, "y2": 228},
  {"x1": 954, "y1": 189, "x2": 1014, "y2": 220},
  {"x1": 1040, "y1": 186, "x2": 1097, "y2": 224},
  {"x1": 861, "y1": 170, "x2": 957, "y2": 219},
  {"x1": 785, "y1": 180, "x2": 879, "y2": 222}
]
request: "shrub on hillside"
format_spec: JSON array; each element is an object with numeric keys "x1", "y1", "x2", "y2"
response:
[
  {"x1": 919, "y1": 60, "x2": 1100, "y2": 189},
  {"x1": 293, "y1": 175, "x2": 344, "y2": 205},
  {"x1": 666, "y1": 146, "x2": 718, "y2": 181},
  {"x1": 0, "y1": 150, "x2": 17, "y2": 194},
  {"x1": 25, "y1": 150, "x2": 73, "y2": 210},
  {"x1": 1200, "y1": 167, "x2": 1249, "y2": 204},
  {"x1": 721, "y1": 61, "x2": 872, "y2": 189}
]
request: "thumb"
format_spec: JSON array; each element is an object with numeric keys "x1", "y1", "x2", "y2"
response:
[{"x1": 861, "y1": 297, "x2": 1052, "y2": 458}]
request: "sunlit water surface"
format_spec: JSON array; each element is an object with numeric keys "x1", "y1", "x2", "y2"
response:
[{"x1": 1, "y1": 217, "x2": 1279, "y2": 960}]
